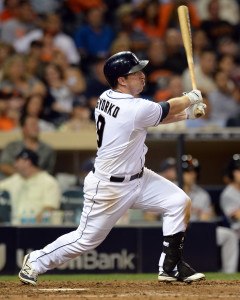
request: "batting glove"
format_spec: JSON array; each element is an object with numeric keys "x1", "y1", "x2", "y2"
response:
[
  {"x1": 184, "y1": 89, "x2": 203, "y2": 105},
  {"x1": 185, "y1": 103, "x2": 207, "y2": 119}
]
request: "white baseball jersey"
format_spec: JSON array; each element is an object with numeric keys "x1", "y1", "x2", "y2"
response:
[
  {"x1": 95, "y1": 89, "x2": 165, "y2": 176},
  {"x1": 28, "y1": 89, "x2": 189, "y2": 275}
]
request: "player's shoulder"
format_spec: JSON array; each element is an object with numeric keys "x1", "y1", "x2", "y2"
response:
[{"x1": 134, "y1": 96, "x2": 160, "y2": 113}]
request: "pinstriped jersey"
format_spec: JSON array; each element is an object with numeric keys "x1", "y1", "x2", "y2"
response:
[{"x1": 94, "y1": 89, "x2": 163, "y2": 176}]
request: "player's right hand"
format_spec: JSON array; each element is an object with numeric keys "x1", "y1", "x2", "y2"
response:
[
  {"x1": 184, "y1": 90, "x2": 203, "y2": 105},
  {"x1": 186, "y1": 102, "x2": 206, "y2": 119}
]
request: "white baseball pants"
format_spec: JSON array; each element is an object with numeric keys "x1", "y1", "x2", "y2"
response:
[{"x1": 30, "y1": 167, "x2": 189, "y2": 274}]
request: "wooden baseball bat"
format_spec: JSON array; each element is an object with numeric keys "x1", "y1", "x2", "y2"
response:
[{"x1": 177, "y1": 5, "x2": 203, "y2": 118}]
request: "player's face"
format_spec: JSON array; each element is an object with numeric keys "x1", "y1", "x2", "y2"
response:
[{"x1": 124, "y1": 71, "x2": 146, "y2": 96}]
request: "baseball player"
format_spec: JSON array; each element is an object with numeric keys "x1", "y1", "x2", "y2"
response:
[{"x1": 19, "y1": 51, "x2": 206, "y2": 285}]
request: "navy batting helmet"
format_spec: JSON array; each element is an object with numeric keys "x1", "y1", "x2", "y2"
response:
[
  {"x1": 103, "y1": 51, "x2": 149, "y2": 88},
  {"x1": 226, "y1": 154, "x2": 240, "y2": 180}
]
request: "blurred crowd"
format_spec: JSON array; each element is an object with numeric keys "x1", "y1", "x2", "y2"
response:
[{"x1": 0, "y1": 0, "x2": 240, "y2": 132}]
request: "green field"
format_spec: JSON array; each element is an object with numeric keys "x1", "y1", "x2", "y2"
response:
[{"x1": 1, "y1": 273, "x2": 240, "y2": 281}]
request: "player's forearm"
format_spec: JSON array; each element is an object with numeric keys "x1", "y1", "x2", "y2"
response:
[
  {"x1": 167, "y1": 96, "x2": 190, "y2": 115},
  {"x1": 161, "y1": 111, "x2": 186, "y2": 124}
]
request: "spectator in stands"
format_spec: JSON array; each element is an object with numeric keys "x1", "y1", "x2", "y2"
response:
[
  {"x1": 157, "y1": 0, "x2": 201, "y2": 37},
  {"x1": 0, "y1": 148, "x2": 61, "y2": 225},
  {"x1": 0, "y1": 42, "x2": 15, "y2": 81},
  {"x1": 52, "y1": 50, "x2": 86, "y2": 96},
  {"x1": 218, "y1": 55, "x2": 235, "y2": 78},
  {"x1": 215, "y1": 54, "x2": 240, "y2": 125},
  {"x1": 134, "y1": 0, "x2": 162, "y2": 39},
  {"x1": 0, "y1": 114, "x2": 56, "y2": 177},
  {"x1": 154, "y1": 75, "x2": 183, "y2": 103},
  {"x1": 0, "y1": 54, "x2": 46, "y2": 98},
  {"x1": 1, "y1": 87, "x2": 25, "y2": 130},
  {"x1": 192, "y1": 29, "x2": 210, "y2": 64},
  {"x1": 74, "y1": 5, "x2": 114, "y2": 71},
  {"x1": 109, "y1": 33, "x2": 132, "y2": 56},
  {"x1": 144, "y1": 38, "x2": 172, "y2": 98},
  {"x1": 85, "y1": 57, "x2": 109, "y2": 121},
  {"x1": 24, "y1": 53, "x2": 40, "y2": 80},
  {"x1": 226, "y1": 114, "x2": 240, "y2": 127},
  {"x1": 216, "y1": 37, "x2": 239, "y2": 60},
  {"x1": 29, "y1": 0, "x2": 62, "y2": 15},
  {"x1": 196, "y1": 0, "x2": 240, "y2": 26},
  {"x1": 59, "y1": 99, "x2": 94, "y2": 132},
  {"x1": 200, "y1": 0, "x2": 236, "y2": 47},
  {"x1": 0, "y1": 0, "x2": 19, "y2": 23},
  {"x1": 39, "y1": 31, "x2": 60, "y2": 63},
  {"x1": 0, "y1": 88, "x2": 18, "y2": 131},
  {"x1": 65, "y1": 0, "x2": 105, "y2": 15},
  {"x1": 14, "y1": 13, "x2": 80, "y2": 65},
  {"x1": 115, "y1": 3, "x2": 148, "y2": 59},
  {"x1": 182, "y1": 49, "x2": 217, "y2": 94},
  {"x1": 207, "y1": 70, "x2": 240, "y2": 127},
  {"x1": 181, "y1": 154, "x2": 239, "y2": 274},
  {"x1": 43, "y1": 63, "x2": 75, "y2": 127},
  {"x1": 159, "y1": 157, "x2": 177, "y2": 183},
  {"x1": 217, "y1": 54, "x2": 240, "y2": 95},
  {"x1": 28, "y1": 40, "x2": 43, "y2": 59},
  {"x1": 0, "y1": 0, "x2": 36, "y2": 45},
  {"x1": 21, "y1": 94, "x2": 56, "y2": 131},
  {"x1": 163, "y1": 28, "x2": 188, "y2": 74},
  {"x1": 220, "y1": 154, "x2": 240, "y2": 237}
]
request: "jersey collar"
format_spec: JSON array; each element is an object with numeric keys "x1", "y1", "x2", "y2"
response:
[{"x1": 107, "y1": 89, "x2": 134, "y2": 99}]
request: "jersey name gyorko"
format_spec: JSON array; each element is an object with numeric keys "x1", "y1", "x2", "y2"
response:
[{"x1": 94, "y1": 89, "x2": 163, "y2": 177}]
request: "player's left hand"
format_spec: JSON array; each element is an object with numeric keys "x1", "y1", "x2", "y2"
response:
[
  {"x1": 184, "y1": 89, "x2": 203, "y2": 105},
  {"x1": 185, "y1": 103, "x2": 206, "y2": 119}
]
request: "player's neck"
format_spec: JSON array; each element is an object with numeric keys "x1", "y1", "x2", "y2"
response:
[{"x1": 114, "y1": 87, "x2": 135, "y2": 97}]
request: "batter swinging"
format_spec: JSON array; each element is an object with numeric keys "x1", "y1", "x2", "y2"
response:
[{"x1": 19, "y1": 51, "x2": 206, "y2": 285}]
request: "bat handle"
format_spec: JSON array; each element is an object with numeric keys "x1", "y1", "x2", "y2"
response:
[
  {"x1": 188, "y1": 60, "x2": 197, "y2": 90},
  {"x1": 192, "y1": 82, "x2": 197, "y2": 90}
]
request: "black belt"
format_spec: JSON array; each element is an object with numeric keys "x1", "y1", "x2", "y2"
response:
[{"x1": 92, "y1": 167, "x2": 144, "y2": 182}]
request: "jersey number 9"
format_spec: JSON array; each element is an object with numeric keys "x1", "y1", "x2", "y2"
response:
[{"x1": 96, "y1": 115, "x2": 105, "y2": 148}]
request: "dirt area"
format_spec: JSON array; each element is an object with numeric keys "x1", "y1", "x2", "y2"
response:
[{"x1": 1, "y1": 280, "x2": 240, "y2": 300}]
